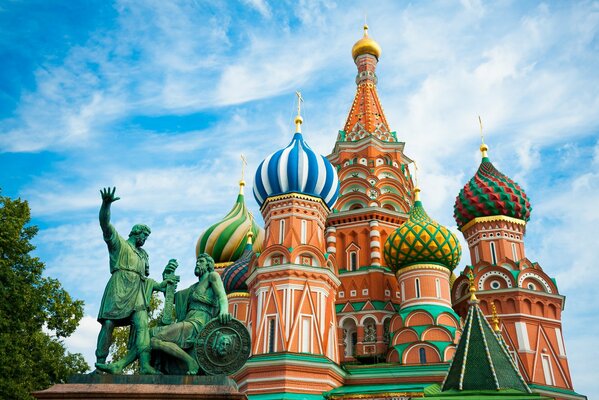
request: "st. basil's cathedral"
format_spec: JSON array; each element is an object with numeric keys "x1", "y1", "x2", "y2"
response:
[{"x1": 195, "y1": 26, "x2": 586, "y2": 400}]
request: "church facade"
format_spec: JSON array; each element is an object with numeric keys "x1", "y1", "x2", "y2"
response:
[{"x1": 197, "y1": 26, "x2": 585, "y2": 400}]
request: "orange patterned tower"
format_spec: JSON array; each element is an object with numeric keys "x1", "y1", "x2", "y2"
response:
[
  {"x1": 326, "y1": 25, "x2": 414, "y2": 363},
  {"x1": 451, "y1": 141, "x2": 577, "y2": 399},
  {"x1": 234, "y1": 98, "x2": 344, "y2": 397}
]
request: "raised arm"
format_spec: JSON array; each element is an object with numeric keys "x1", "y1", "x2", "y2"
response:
[
  {"x1": 209, "y1": 272, "x2": 231, "y2": 324},
  {"x1": 99, "y1": 187, "x2": 120, "y2": 237}
]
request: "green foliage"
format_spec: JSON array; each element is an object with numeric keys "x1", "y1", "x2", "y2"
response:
[
  {"x1": 0, "y1": 192, "x2": 89, "y2": 399},
  {"x1": 108, "y1": 293, "x2": 164, "y2": 373}
]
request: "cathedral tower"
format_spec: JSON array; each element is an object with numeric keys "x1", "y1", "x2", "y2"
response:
[
  {"x1": 383, "y1": 187, "x2": 462, "y2": 365},
  {"x1": 326, "y1": 25, "x2": 414, "y2": 362},
  {"x1": 451, "y1": 142, "x2": 577, "y2": 399},
  {"x1": 234, "y1": 98, "x2": 344, "y2": 397}
]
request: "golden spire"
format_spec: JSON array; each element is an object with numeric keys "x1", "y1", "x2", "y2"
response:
[
  {"x1": 239, "y1": 154, "x2": 247, "y2": 194},
  {"x1": 413, "y1": 161, "x2": 421, "y2": 202},
  {"x1": 478, "y1": 115, "x2": 489, "y2": 158},
  {"x1": 468, "y1": 271, "x2": 478, "y2": 302},
  {"x1": 294, "y1": 91, "x2": 304, "y2": 133},
  {"x1": 491, "y1": 301, "x2": 500, "y2": 333}
]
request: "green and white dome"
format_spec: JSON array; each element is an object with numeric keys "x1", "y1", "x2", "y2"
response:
[{"x1": 196, "y1": 181, "x2": 264, "y2": 267}]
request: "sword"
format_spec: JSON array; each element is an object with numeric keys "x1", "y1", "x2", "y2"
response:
[{"x1": 161, "y1": 259, "x2": 179, "y2": 325}]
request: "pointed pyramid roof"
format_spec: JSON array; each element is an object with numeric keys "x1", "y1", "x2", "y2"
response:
[{"x1": 441, "y1": 300, "x2": 531, "y2": 393}]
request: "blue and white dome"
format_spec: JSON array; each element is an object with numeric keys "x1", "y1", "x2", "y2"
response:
[{"x1": 253, "y1": 132, "x2": 339, "y2": 209}]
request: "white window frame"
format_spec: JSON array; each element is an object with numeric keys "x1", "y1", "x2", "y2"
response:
[
  {"x1": 490, "y1": 242, "x2": 497, "y2": 264},
  {"x1": 300, "y1": 220, "x2": 307, "y2": 245},
  {"x1": 279, "y1": 219, "x2": 285, "y2": 245},
  {"x1": 541, "y1": 354, "x2": 555, "y2": 386}
]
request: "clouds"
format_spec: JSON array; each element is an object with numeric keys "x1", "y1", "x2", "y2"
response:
[{"x1": 1, "y1": 1, "x2": 598, "y2": 397}]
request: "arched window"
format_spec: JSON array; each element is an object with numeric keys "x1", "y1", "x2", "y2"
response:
[
  {"x1": 474, "y1": 246, "x2": 480, "y2": 263},
  {"x1": 350, "y1": 251, "x2": 358, "y2": 271},
  {"x1": 511, "y1": 242, "x2": 518, "y2": 261},
  {"x1": 435, "y1": 278, "x2": 441, "y2": 299},
  {"x1": 415, "y1": 278, "x2": 421, "y2": 298},
  {"x1": 490, "y1": 242, "x2": 497, "y2": 265},
  {"x1": 279, "y1": 220, "x2": 285, "y2": 245},
  {"x1": 419, "y1": 347, "x2": 427, "y2": 364},
  {"x1": 401, "y1": 281, "x2": 405, "y2": 302}
]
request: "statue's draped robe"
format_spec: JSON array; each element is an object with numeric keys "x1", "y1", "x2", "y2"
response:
[
  {"x1": 97, "y1": 225, "x2": 155, "y2": 325},
  {"x1": 152, "y1": 281, "x2": 218, "y2": 349}
]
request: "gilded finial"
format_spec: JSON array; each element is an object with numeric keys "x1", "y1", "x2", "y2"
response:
[
  {"x1": 247, "y1": 213, "x2": 255, "y2": 245},
  {"x1": 468, "y1": 271, "x2": 478, "y2": 302},
  {"x1": 491, "y1": 301, "x2": 500, "y2": 333},
  {"x1": 478, "y1": 115, "x2": 488, "y2": 158},
  {"x1": 294, "y1": 91, "x2": 304, "y2": 132},
  {"x1": 363, "y1": 24, "x2": 369, "y2": 36},
  {"x1": 239, "y1": 154, "x2": 247, "y2": 193}
]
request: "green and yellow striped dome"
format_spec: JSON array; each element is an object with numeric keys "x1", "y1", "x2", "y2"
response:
[
  {"x1": 196, "y1": 181, "x2": 264, "y2": 267},
  {"x1": 384, "y1": 189, "x2": 461, "y2": 271}
]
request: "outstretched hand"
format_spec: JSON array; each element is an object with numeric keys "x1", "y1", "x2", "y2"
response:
[{"x1": 100, "y1": 187, "x2": 120, "y2": 204}]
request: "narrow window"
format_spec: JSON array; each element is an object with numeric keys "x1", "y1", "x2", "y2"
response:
[
  {"x1": 555, "y1": 328, "x2": 566, "y2": 356},
  {"x1": 419, "y1": 347, "x2": 427, "y2": 364},
  {"x1": 300, "y1": 220, "x2": 307, "y2": 244},
  {"x1": 435, "y1": 278, "x2": 441, "y2": 299},
  {"x1": 233, "y1": 303, "x2": 238, "y2": 318},
  {"x1": 401, "y1": 282, "x2": 405, "y2": 302},
  {"x1": 511, "y1": 243, "x2": 518, "y2": 261},
  {"x1": 268, "y1": 318, "x2": 276, "y2": 353},
  {"x1": 415, "y1": 278, "x2": 421, "y2": 298},
  {"x1": 474, "y1": 246, "x2": 480, "y2": 263},
  {"x1": 301, "y1": 316, "x2": 311, "y2": 353},
  {"x1": 541, "y1": 354, "x2": 555, "y2": 385},
  {"x1": 350, "y1": 251, "x2": 357, "y2": 271},
  {"x1": 279, "y1": 220, "x2": 285, "y2": 245},
  {"x1": 490, "y1": 242, "x2": 497, "y2": 264}
]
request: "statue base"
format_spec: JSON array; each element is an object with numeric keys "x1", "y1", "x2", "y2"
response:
[{"x1": 33, "y1": 374, "x2": 247, "y2": 399}]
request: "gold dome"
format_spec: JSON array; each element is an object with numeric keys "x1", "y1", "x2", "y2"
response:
[{"x1": 351, "y1": 25, "x2": 382, "y2": 60}]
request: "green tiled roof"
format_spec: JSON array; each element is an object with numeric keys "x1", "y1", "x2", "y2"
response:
[
  {"x1": 399, "y1": 304, "x2": 460, "y2": 322},
  {"x1": 441, "y1": 301, "x2": 530, "y2": 393}
]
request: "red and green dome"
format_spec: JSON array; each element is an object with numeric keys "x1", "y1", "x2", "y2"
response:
[
  {"x1": 454, "y1": 147, "x2": 531, "y2": 229},
  {"x1": 384, "y1": 190, "x2": 461, "y2": 271}
]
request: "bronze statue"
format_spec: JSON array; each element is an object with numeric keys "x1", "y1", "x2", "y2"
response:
[
  {"x1": 94, "y1": 187, "x2": 173, "y2": 374},
  {"x1": 150, "y1": 253, "x2": 236, "y2": 375}
]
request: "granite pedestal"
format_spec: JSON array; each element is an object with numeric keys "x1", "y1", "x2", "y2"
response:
[{"x1": 33, "y1": 374, "x2": 247, "y2": 400}]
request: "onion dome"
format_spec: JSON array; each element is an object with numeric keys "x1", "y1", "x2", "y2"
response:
[
  {"x1": 196, "y1": 181, "x2": 264, "y2": 266},
  {"x1": 351, "y1": 25, "x2": 382, "y2": 60},
  {"x1": 384, "y1": 188, "x2": 462, "y2": 271},
  {"x1": 253, "y1": 97, "x2": 340, "y2": 210},
  {"x1": 222, "y1": 232, "x2": 255, "y2": 293},
  {"x1": 454, "y1": 143, "x2": 532, "y2": 230}
]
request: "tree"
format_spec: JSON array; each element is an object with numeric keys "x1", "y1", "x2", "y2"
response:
[{"x1": 0, "y1": 191, "x2": 89, "y2": 399}]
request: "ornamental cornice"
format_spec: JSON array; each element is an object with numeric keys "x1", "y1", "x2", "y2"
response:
[
  {"x1": 460, "y1": 215, "x2": 527, "y2": 232},
  {"x1": 396, "y1": 263, "x2": 451, "y2": 277},
  {"x1": 227, "y1": 292, "x2": 250, "y2": 298},
  {"x1": 214, "y1": 261, "x2": 234, "y2": 269},
  {"x1": 260, "y1": 192, "x2": 329, "y2": 212}
]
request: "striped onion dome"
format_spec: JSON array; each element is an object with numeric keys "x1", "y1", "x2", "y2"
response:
[
  {"x1": 222, "y1": 235, "x2": 255, "y2": 293},
  {"x1": 384, "y1": 188, "x2": 461, "y2": 271},
  {"x1": 454, "y1": 144, "x2": 531, "y2": 230},
  {"x1": 253, "y1": 131, "x2": 340, "y2": 209},
  {"x1": 196, "y1": 182, "x2": 264, "y2": 266}
]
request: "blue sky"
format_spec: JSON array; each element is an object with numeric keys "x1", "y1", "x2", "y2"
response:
[{"x1": 1, "y1": 0, "x2": 598, "y2": 397}]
